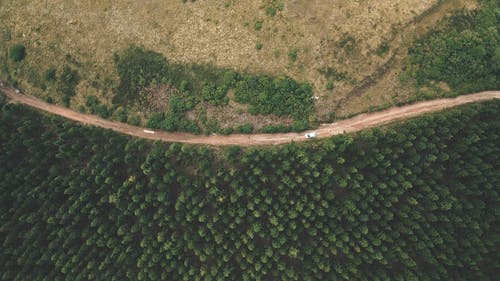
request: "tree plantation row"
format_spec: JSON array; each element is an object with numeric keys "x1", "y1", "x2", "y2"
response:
[{"x1": 0, "y1": 99, "x2": 499, "y2": 280}]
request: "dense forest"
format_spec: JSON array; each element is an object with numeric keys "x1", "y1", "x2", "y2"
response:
[{"x1": 0, "y1": 98, "x2": 499, "y2": 280}]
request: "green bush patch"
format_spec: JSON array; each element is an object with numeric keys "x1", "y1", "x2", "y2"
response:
[
  {"x1": 113, "y1": 46, "x2": 314, "y2": 126},
  {"x1": 234, "y1": 75, "x2": 313, "y2": 119},
  {"x1": 406, "y1": 0, "x2": 499, "y2": 92},
  {"x1": 9, "y1": 44, "x2": 26, "y2": 62}
]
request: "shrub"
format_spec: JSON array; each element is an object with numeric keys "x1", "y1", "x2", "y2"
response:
[
  {"x1": 254, "y1": 20, "x2": 263, "y2": 31},
  {"x1": 96, "y1": 104, "x2": 110, "y2": 118},
  {"x1": 219, "y1": 127, "x2": 234, "y2": 135},
  {"x1": 58, "y1": 66, "x2": 79, "y2": 102},
  {"x1": 201, "y1": 82, "x2": 228, "y2": 105},
  {"x1": 84, "y1": 95, "x2": 110, "y2": 118},
  {"x1": 85, "y1": 95, "x2": 99, "y2": 109},
  {"x1": 255, "y1": 43, "x2": 263, "y2": 50},
  {"x1": 266, "y1": 7, "x2": 276, "y2": 16},
  {"x1": 326, "y1": 81, "x2": 334, "y2": 90},
  {"x1": 44, "y1": 96, "x2": 54, "y2": 104},
  {"x1": 319, "y1": 67, "x2": 348, "y2": 81},
  {"x1": 127, "y1": 115, "x2": 141, "y2": 126},
  {"x1": 222, "y1": 70, "x2": 239, "y2": 88},
  {"x1": 61, "y1": 95, "x2": 70, "y2": 107},
  {"x1": 291, "y1": 119, "x2": 310, "y2": 131},
  {"x1": 288, "y1": 49, "x2": 298, "y2": 61},
  {"x1": 146, "y1": 112, "x2": 164, "y2": 129},
  {"x1": 234, "y1": 76, "x2": 313, "y2": 119},
  {"x1": 145, "y1": 96, "x2": 201, "y2": 134},
  {"x1": 9, "y1": 44, "x2": 26, "y2": 62},
  {"x1": 44, "y1": 68, "x2": 57, "y2": 82},
  {"x1": 114, "y1": 46, "x2": 169, "y2": 104},
  {"x1": 236, "y1": 123, "x2": 254, "y2": 134},
  {"x1": 376, "y1": 41, "x2": 390, "y2": 56},
  {"x1": 113, "y1": 107, "x2": 128, "y2": 122}
]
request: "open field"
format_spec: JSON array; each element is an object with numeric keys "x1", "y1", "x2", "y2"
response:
[{"x1": 0, "y1": 0, "x2": 478, "y2": 127}]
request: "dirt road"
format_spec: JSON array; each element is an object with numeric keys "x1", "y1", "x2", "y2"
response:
[{"x1": 1, "y1": 83, "x2": 498, "y2": 146}]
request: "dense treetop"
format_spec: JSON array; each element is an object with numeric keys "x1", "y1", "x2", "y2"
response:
[{"x1": 0, "y1": 99, "x2": 499, "y2": 280}]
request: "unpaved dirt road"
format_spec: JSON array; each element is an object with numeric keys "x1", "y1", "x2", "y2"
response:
[{"x1": 1, "y1": 83, "x2": 498, "y2": 146}]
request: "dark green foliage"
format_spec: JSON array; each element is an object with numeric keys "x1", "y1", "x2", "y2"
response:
[
  {"x1": 0, "y1": 91, "x2": 5, "y2": 105},
  {"x1": 9, "y1": 44, "x2": 26, "y2": 62},
  {"x1": 265, "y1": 1, "x2": 284, "y2": 17},
  {"x1": 219, "y1": 127, "x2": 234, "y2": 135},
  {"x1": 57, "y1": 66, "x2": 79, "y2": 106},
  {"x1": 235, "y1": 123, "x2": 254, "y2": 134},
  {"x1": 84, "y1": 95, "x2": 110, "y2": 118},
  {"x1": 96, "y1": 104, "x2": 110, "y2": 118},
  {"x1": 234, "y1": 75, "x2": 313, "y2": 119},
  {"x1": 201, "y1": 82, "x2": 228, "y2": 105},
  {"x1": 288, "y1": 49, "x2": 298, "y2": 61},
  {"x1": 290, "y1": 119, "x2": 310, "y2": 131},
  {"x1": 1, "y1": 100, "x2": 499, "y2": 280},
  {"x1": 266, "y1": 6, "x2": 276, "y2": 16},
  {"x1": 127, "y1": 114, "x2": 141, "y2": 126},
  {"x1": 0, "y1": 100, "x2": 499, "y2": 280},
  {"x1": 113, "y1": 107, "x2": 128, "y2": 122},
  {"x1": 113, "y1": 46, "x2": 313, "y2": 127},
  {"x1": 114, "y1": 46, "x2": 169, "y2": 105},
  {"x1": 326, "y1": 81, "x2": 334, "y2": 90},
  {"x1": 407, "y1": 0, "x2": 499, "y2": 92},
  {"x1": 254, "y1": 20, "x2": 263, "y2": 31},
  {"x1": 376, "y1": 41, "x2": 390, "y2": 56},
  {"x1": 44, "y1": 96, "x2": 54, "y2": 104},
  {"x1": 85, "y1": 95, "x2": 99, "y2": 109},
  {"x1": 43, "y1": 67, "x2": 57, "y2": 82},
  {"x1": 319, "y1": 67, "x2": 349, "y2": 82},
  {"x1": 337, "y1": 34, "x2": 357, "y2": 54},
  {"x1": 146, "y1": 96, "x2": 200, "y2": 134}
]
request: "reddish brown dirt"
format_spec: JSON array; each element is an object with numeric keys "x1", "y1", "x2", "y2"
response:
[{"x1": 1, "y1": 82, "x2": 498, "y2": 146}]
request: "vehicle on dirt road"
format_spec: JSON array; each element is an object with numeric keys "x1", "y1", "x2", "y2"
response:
[{"x1": 305, "y1": 132, "x2": 317, "y2": 139}]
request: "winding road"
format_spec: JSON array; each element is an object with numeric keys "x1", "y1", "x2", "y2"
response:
[{"x1": 1, "y1": 82, "x2": 498, "y2": 146}]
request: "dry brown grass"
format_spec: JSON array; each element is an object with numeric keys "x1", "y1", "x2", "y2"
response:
[{"x1": 0, "y1": 0, "x2": 475, "y2": 126}]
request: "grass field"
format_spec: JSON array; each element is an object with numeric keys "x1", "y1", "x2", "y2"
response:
[{"x1": 0, "y1": 0, "x2": 477, "y2": 127}]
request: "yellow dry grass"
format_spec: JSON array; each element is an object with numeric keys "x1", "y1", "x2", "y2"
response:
[{"x1": 0, "y1": 0, "x2": 475, "y2": 124}]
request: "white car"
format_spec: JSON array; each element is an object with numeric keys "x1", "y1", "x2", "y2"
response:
[{"x1": 304, "y1": 132, "x2": 317, "y2": 139}]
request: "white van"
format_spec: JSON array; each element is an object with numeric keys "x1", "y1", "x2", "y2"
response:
[{"x1": 304, "y1": 132, "x2": 317, "y2": 139}]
